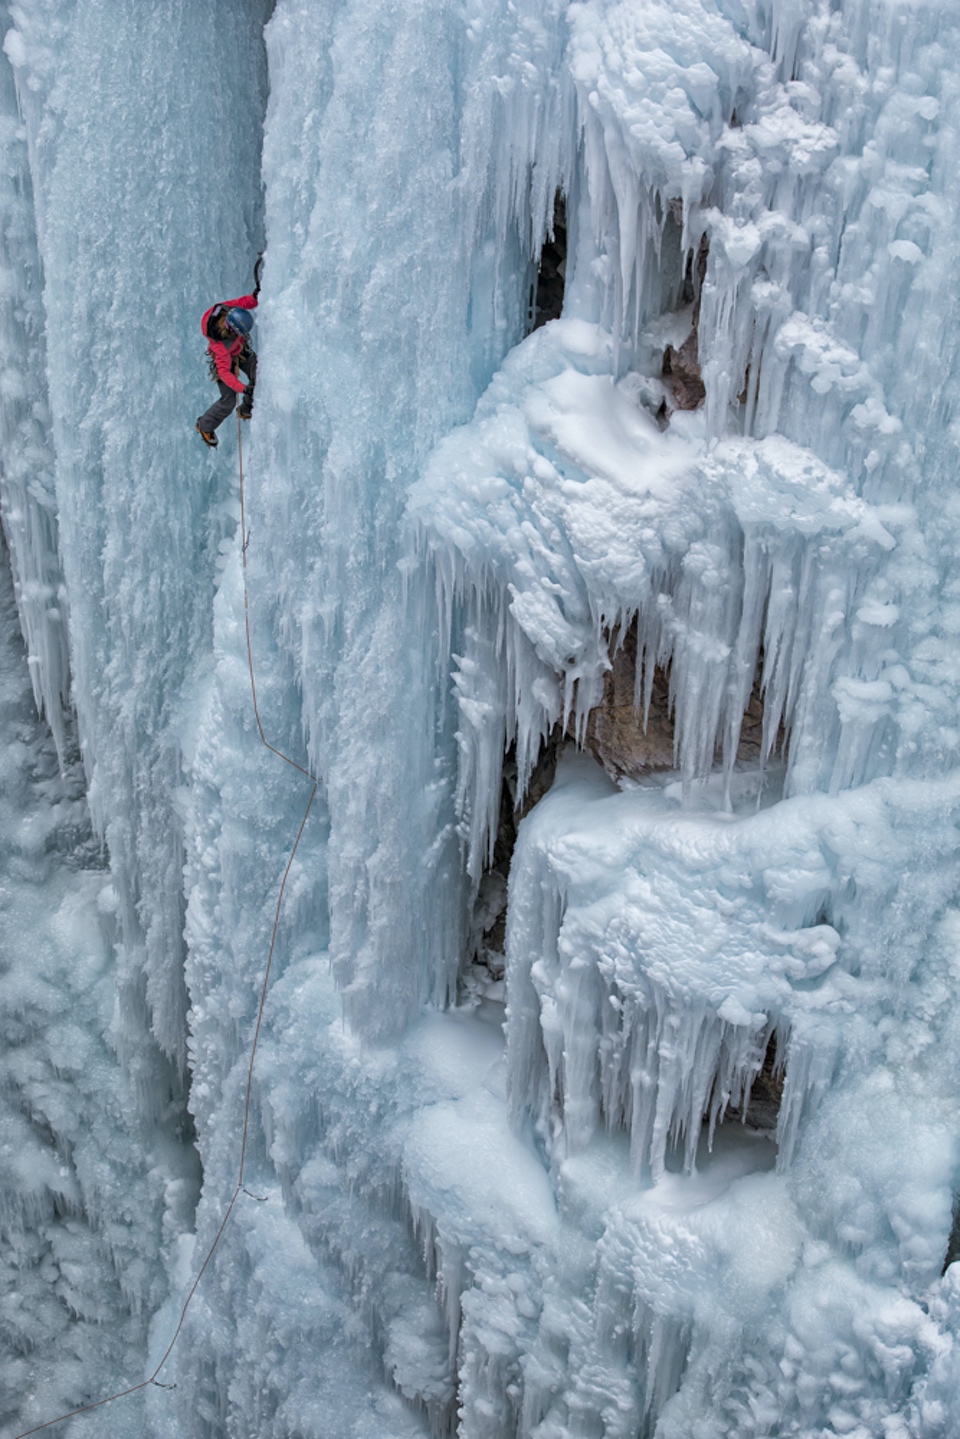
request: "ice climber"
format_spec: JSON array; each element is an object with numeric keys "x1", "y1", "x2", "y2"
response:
[{"x1": 195, "y1": 259, "x2": 262, "y2": 448}]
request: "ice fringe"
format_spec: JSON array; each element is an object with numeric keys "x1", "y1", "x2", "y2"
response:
[
  {"x1": 411, "y1": 321, "x2": 902, "y2": 884},
  {"x1": 407, "y1": 0, "x2": 960, "y2": 1432}
]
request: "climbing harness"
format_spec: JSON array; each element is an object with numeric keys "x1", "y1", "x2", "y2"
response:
[{"x1": 16, "y1": 418, "x2": 318, "y2": 1438}]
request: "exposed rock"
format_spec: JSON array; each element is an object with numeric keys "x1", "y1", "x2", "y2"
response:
[
  {"x1": 736, "y1": 1035, "x2": 785, "y2": 1132},
  {"x1": 660, "y1": 231, "x2": 709, "y2": 414},
  {"x1": 662, "y1": 328, "x2": 706, "y2": 410},
  {"x1": 532, "y1": 194, "x2": 567, "y2": 331},
  {"x1": 943, "y1": 1204, "x2": 960, "y2": 1273},
  {"x1": 578, "y1": 620, "x2": 775, "y2": 783},
  {"x1": 465, "y1": 727, "x2": 566, "y2": 994},
  {"x1": 578, "y1": 631, "x2": 676, "y2": 778}
]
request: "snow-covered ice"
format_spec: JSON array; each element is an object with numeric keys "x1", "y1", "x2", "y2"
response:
[{"x1": 2, "y1": 0, "x2": 960, "y2": 1435}]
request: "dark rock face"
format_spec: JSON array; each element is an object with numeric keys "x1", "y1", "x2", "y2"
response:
[
  {"x1": 735, "y1": 1035, "x2": 785, "y2": 1133},
  {"x1": 579, "y1": 621, "x2": 773, "y2": 783},
  {"x1": 579, "y1": 627, "x2": 676, "y2": 779},
  {"x1": 464, "y1": 728, "x2": 566, "y2": 993},
  {"x1": 660, "y1": 232, "x2": 709, "y2": 416},
  {"x1": 661, "y1": 328, "x2": 706, "y2": 410},
  {"x1": 532, "y1": 194, "x2": 567, "y2": 330},
  {"x1": 944, "y1": 1205, "x2": 960, "y2": 1274}
]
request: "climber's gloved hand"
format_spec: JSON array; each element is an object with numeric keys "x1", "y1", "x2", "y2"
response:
[{"x1": 238, "y1": 386, "x2": 254, "y2": 421}]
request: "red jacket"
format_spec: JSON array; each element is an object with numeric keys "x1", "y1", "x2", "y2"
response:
[{"x1": 201, "y1": 293, "x2": 258, "y2": 393}]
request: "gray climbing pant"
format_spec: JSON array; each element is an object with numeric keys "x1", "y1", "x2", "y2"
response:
[{"x1": 197, "y1": 347, "x2": 258, "y2": 433}]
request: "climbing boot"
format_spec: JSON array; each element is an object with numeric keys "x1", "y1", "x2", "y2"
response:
[
  {"x1": 196, "y1": 423, "x2": 218, "y2": 448},
  {"x1": 237, "y1": 387, "x2": 254, "y2": 421}
]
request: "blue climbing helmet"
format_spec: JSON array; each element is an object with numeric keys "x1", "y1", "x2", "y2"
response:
[{"x1": 224, "y1": 307, "x2": 254, "y2": 340}]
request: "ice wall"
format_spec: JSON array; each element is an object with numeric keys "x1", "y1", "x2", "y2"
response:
[
  {"x1": 405, "y1": 0, "x2": 960, "y2": 1433},
  {"x1": 0, "y1": 40, "x2": 68, "y2": 762},
  {"x1": 4, "y1": 0, "x2": 274, "y2": 1074},
  {"x1": 153, "y1": 0, "x2": 575, "y2": 1426},
  {"x1": 247, "y1": 0, "x2": 578, "y2": 1035},
  {"x1": 0, "y1": 0, "x2": 274, "y2": 1431},
  {"x1": 4, "y1": 0, "x2": 960, "y2": 1437},
  {"x1": 0, "y1": 529, "x2": 183, "y2": 1439}
]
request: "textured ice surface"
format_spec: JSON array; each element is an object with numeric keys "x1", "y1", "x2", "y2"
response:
[
  {"x1": 0, "y1": 47, "x2": 68, "y2": 763},
  {"x1": 407, "y1": 0, "x2": 960, "y2": 1431},
  {"x1": 3, "y1": 0, "x2": 274, "y2": 1074},
  {"x1": 2, "y1": 0, "x2": 960, "y2": 1435},
  {"x1": 409, "y1": 315, "x2": 903, "y2": 878},
  {"x1": 0, "y1": 535, "x2": 180, "y2": 1438}
]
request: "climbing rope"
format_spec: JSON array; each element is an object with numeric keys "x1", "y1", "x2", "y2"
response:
[{"x1": 15, "y1": 414, "x2": 318, "y2": 1437}]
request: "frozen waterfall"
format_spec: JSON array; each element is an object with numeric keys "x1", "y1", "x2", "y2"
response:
[{"x1": 2, "y1": 0, "x2": 960, "y2": 1436}]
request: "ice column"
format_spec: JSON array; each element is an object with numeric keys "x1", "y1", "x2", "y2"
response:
[{"x1": 3, "y1": 0, "x2": 274, "y2": 1072}]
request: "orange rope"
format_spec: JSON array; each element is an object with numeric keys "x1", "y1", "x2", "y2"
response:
[{"x1": 15, "y1": 413, "x2": 318, "y2": 1437}]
